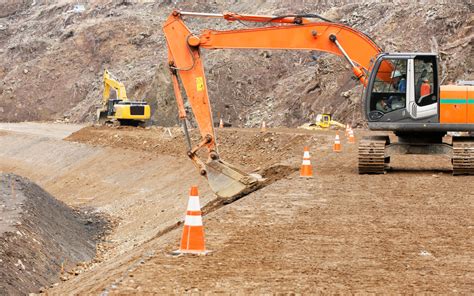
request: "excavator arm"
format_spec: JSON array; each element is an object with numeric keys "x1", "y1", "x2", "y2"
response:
[
  {"x1": 163, "y1": 10, "x2": 389, "y2": 199},
  {"x1": 103, "y1": 70, "x2": 128, "y2": 106}
]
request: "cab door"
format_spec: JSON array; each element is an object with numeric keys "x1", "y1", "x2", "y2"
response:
[{"x1": 408, "y1": 56, "x2": 438, "y2": 120}]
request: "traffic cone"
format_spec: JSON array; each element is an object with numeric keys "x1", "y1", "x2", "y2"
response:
[
  {"x1": 348, "y1": 128, "x2": 356, "y2": 144},
  {"x1": 333, "y1": 132, "x2": 342, "y2": 152},
  {"x1": 345, "y1": 124, "x2": 350, "y2": 137},
  {"x1": 173, "y1": 186, "x2": 210, "y2": 255},
  {"x1": 300, "y1": 146, "x2": 313, "y2": 177},
  {"x1": 261, "y1": 120, "x2": 267, "y2": 132},
  {"x1": 219, "y1": 118, "x2": 224, "y2": 128}
]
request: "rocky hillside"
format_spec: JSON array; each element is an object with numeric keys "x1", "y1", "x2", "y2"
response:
[{"x1": 0, "y1": 0, "x2": 472, "y2": 127}]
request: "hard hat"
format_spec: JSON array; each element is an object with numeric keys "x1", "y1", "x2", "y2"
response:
[
  {"x1": 391, "y1": 70, "x2": 402, "y2": 78},
  {"x1": 422, "y1": 77, "x2": 429, "y2": 82}
]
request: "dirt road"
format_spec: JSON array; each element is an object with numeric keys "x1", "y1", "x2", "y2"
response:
[
  {"x1": 0, "y1": 124, "x2": 472, "y2": 294},
  {"x1": 0, "y1": 122, "x2": 84, "y2": 139}
]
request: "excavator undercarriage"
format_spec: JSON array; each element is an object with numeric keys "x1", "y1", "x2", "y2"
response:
[{"x1": 358, "y1": 133, "x2": 474, "y2": 175}]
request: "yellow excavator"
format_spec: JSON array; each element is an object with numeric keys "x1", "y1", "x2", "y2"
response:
[
  {"x1": 97, "y1": 70, "x2": 151, "y2": 126},
  {"x1": 299, "y1": 113, "x2": 346, "y2": 130}
]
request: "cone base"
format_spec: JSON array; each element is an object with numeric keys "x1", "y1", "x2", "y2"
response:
[
  {"x1": 171, "y1": 249, "x2": 212, "y2": 256},
  {"x1": 300, "y1": 165, "x2": 313, "y2": 178}
]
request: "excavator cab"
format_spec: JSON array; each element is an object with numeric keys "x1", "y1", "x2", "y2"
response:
[
  {"x1": 316, "y1": 114, "x2": 331, "y2": 128},
  {"x1": 365, "y1": 53, "x2": 439, "y2": 129}
]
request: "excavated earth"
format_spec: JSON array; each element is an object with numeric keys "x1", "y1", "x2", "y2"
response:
[
  {"x1": 0, "y1": 123, "x2": 472, "y2": 294},
  {"x1": 0, "y1": 173, "x2": 108, "y2": 295}
]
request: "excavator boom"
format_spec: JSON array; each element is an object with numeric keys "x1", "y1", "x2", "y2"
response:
[
  {"x1": 163, "y1": 10, "x2": 387, "y2": 199},
  {"x1": 103, "y1": 70, "x2": 129, "y2": 104}
]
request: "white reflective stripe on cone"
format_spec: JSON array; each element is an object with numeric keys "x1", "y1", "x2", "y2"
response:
[
  {"x1": 303, "y1": 151, "x2": 310, "y2": 158},
  {"x1": 185, "y1": 215, "x2": 203, "y2": 226},
  {"x1": 302, "y1": 159, "x2": 311, "y2": 165},
  {"x1": 187, "y1": 196, "x2": 201, "y2": 211}
]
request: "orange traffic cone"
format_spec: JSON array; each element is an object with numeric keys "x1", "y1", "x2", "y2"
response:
[
  {"x1": 345, "y1": 124, "x2": 350, "y2": 137},
  {"x1": 348, "y1": 128, "x2": 356, "y2": 144},
  {"x1": 173, "y1": 186, "x2": 210, "y2": 255},
  {"x1": 333, "y1": 132, "x2": 342, "y2": 152},
  {"x1": 261, "y1": 120, "x2": 267, "y2": 132},
  {"x1": 300, "y1": 146, "x2": 313, "y2": 177},
  {"x1": 219, "y1": 118, "x2": 224, "y2": 128}
]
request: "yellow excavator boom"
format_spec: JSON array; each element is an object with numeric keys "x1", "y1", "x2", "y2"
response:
[{"x1": 103, "y1": 70, "x2": 128, "y2": 103}]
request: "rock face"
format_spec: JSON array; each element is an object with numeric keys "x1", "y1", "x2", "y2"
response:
[
  {"x1": 0, "y1": 174, "x2": 107, "y2": 295},
  {"x1": 0, "y1": 1, "x2": 472, "y2": 126}
]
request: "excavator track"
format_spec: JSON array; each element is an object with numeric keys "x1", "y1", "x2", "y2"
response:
[
  {"x1": 358, "y1": 136, "x2": 389, "y2": 174},
  {"x1": 452, "y1": 137, "x2": 474, "y2": 175}
]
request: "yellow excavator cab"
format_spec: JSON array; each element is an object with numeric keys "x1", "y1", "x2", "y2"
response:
[
  {"x1": 316, "y1": 113, "x2": 332, "y2": 128},
  {"x1": 97, "y1": 70, "x2": 151, "y2": 126}
]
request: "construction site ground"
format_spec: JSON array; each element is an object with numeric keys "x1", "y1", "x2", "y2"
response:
[{"x1": 0, "y1": 123, "x2": 472, "y2": 294}]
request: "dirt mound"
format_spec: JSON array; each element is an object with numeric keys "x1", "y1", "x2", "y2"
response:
[
  {"x1": 0, "y1": 173, "x2": 108, "y2": 295},
  {"x1": 65, "y1": 125, "x2": 337, "y2": 171}
]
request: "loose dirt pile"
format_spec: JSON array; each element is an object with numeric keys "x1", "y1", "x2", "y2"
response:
[
  {"x1": 0, "y1": 1, "x2": 472, "y2": 126},
  {"x1": 0, "y1": 173, "x2": 108, "y2": 295},
  {"x1": 66, "y1": 125, "x2": 337, "y2": 172}
]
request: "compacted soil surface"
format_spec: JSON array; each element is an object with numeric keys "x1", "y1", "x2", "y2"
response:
[{"x1": 0, "y1": 123, "x2": 472, "y2": 294}]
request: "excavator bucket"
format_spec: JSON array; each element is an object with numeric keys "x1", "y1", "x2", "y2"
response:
[
  {"x1": 205, "y1": 159, "x2": 263, "y2": 201},
  {"x1": 97, "y1": 109, "x2": 108, "y2": 125}
]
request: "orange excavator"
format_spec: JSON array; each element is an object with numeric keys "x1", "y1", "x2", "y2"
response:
[{"x1": 163, "y1": 10, "x2": 474, "y2": 199}]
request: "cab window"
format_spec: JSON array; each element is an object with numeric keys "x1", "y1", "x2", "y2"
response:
[
  {"x1": 414, "y1": 57, "x2": 436, "y2": 106},
  {"x1": 370, "y1": 59, "x2": 407, "y2": 113}
]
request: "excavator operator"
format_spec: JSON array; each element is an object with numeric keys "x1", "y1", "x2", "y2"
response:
[{"x1": 386, "y1": 70, "x2": 407, "y2": 109}]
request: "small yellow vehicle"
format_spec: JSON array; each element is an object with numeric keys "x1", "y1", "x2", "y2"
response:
[
  {"x1": 97, "y1": 70, "x2": 151, "y2": 126},
  {"x1": 299, "y1": 113, "x2": 346, "y2": 130}
]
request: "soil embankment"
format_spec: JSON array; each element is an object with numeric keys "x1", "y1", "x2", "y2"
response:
[{"x1": 0, "y1": 173, "x2": 108, "y2": 295}]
